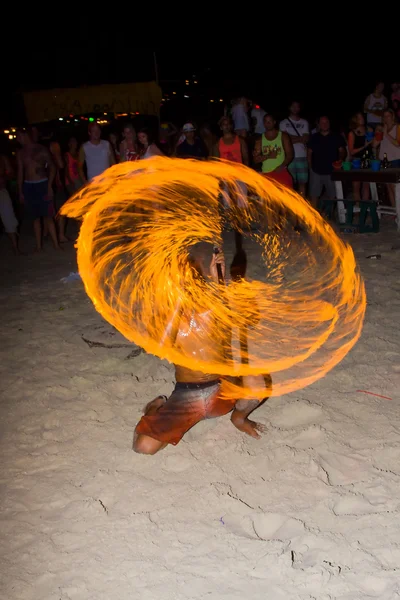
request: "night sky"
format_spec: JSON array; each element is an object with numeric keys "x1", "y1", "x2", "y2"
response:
[{"x1": 1, "y1": 25, "x2": 397, "y2": 130}]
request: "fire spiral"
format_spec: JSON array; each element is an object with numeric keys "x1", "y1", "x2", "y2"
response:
[{"x1": 61, "y1": 157, "x2": 366, "y2": 398}]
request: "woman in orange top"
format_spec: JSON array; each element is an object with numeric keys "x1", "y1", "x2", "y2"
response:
[
  {"x1": 214, "y1": 116, "x2": 248, "y2": 165},
  {"x1": 214, "y1": 116, "x2": 249, "y2": 209}
]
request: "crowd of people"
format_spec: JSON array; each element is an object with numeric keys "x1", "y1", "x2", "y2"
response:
[{"x1": 1, "y1": 80, "x2": 400, "y2": 254}]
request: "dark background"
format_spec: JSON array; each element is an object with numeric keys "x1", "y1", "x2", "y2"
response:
[{"x1": 0, "y1": 24, "x2": 397, "y2": 132}]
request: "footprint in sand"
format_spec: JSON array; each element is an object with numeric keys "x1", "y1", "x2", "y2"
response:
[
  {"x1": 292, "y1": 424, "x2": 325, "y2": 448},
  {"x1": 316, "y1": 452, "x2": 371, "y2": 486},
  {"x1": 252, "y1": 512, "x2": 305, "y2": 541},
  {"x1": 162, "y1": 455, "x2": 193, "y2": 473},
  {"x1": 269, "y1": 401, "x2": 323, "y2": 429},
  {"x1": 333, "y1": 496, "x2": 378, "y2": 516}
]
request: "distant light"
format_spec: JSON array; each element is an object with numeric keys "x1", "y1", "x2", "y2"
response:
[
  {"x1": 255, "y1": 104, "x2": 260, "y2": 109},
  {"x1": 193, "y1": 80, "x2": 198, "y2": 84},
  {"x1": 184, "y1": 95, "x2": 189, "y2": 98},
  {"x1": 104, "y1": 112, "x2": 107, "y2": 115},
  {"x1": 69, "y1": 114, "x2": 73, "y2": 118},
  {"x1": 89, "y1": 117, "x2": 95, "y2": 122},
  {"x1": 172, "y1": 92, "x2": 176, "y2": 95},
  {"x1": 81, "y1": 116, "x2": 85, "y2": 120},
  {"x1": 135, "y1": 112, "x2": 139, "y2": 115},
  {"x1": 66, "y1": 120, "x2": 70, "y2": 123},
  {"x1": 185, "y1": 80, "x2": 189, "y2": 83},
  {"x1": 4, "y1": 130, "x2": 9, "y2": 134},
  {"x1": 75, "y1": 119, "x2": 79, "y2": 122},
  {"x1": 8, "y1": 134, "x2": 13, "y2": 140},
  {"x1": 219, "y1": 99, "x2": 223, "y2": 102},
  {"x1": 185, "y1": 82, "x2": 189, "y2": 85},
  {"x1": 59, "y1": 117, "x2": 63, "y2": 121},
  {"x1": 210, "y1": 99, "x2": 214, "y2": 103},
  {"x1": 11, "y1": 128, "x2": 16, "y2": 132}
]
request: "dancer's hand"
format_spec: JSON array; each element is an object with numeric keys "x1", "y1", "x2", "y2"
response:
[{"x1": 210, "y1": 248, "x2": 225, "y2": 283}]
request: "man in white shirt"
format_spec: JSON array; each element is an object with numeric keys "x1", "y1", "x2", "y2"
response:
[
  {"x1": 78, "y1": 123, "x2": 115, "y2": 183},
  {"x1": 250, "y1": 103, "x2": 266, "y2": 135},
  {"x1": 279, "y1": 101, "x2": 309, "y2": 196},
  {"x1": 231, "y1": 97, "x2": 250, "y2": 137}
]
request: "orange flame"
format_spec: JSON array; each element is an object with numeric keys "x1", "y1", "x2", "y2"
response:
[{"x1": 61, "y1": 157, "x2": 366, "y2": 399}]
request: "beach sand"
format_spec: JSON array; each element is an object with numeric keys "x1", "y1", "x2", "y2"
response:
[{"x1": 1, "y1": 222, "x2": 399, "y2": 600}]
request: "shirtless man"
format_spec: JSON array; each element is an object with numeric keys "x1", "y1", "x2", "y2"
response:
[
  {"x1": 133, "y1": 249, "x2": 271, "y2": 455},
  {"x1": 16, "y1": 129, "x2": 60, "y2": 251},
  {"x1": 0, "y1": 154, "x2": 19, "y2": 254}
]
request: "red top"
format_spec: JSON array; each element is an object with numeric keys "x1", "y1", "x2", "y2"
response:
[{"x1": 218, "y1": 135, "x2": 242, "y2": 163}]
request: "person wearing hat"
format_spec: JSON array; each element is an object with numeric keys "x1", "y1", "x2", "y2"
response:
[{"x1": 176, "y1": 123, "x2": 208, "y2": 160}]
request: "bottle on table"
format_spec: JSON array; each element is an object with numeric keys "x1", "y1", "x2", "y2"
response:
[
  {"x1": 381, "y1": 153, "x2": 389, "y2": 169},
  {"x1": 364, "y1": 148, "x2": 370, "y2": 169}
]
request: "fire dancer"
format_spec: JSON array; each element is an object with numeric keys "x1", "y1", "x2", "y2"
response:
[{"x1": 133, "y1": 248, "x2": 271, "y2": 455}]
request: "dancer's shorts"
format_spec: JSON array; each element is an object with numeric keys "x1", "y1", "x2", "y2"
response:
[
  {"x1": 135, "y1": 380, "x2": 235, "y2": 445},
  {"x1": 23, "y1": 179, "x2": 54, "y2": 220},
  {"x1": 135, "y1": 375, "x2": 272, "y2": 445}
]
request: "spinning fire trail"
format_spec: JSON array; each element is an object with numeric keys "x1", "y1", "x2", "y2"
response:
[{"x1": 61, "y1": 157, "x2": 366, "y2": 399}]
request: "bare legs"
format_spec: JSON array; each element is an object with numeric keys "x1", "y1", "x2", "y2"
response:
[
  {"x1": 8, "y1": 232, "x2": 20, "y2": 255},
  {"x1": 386, "y1": 183, "x2": 395, "y2": 208},
  {"x1": 58, "y1": 215, "x2": 69, "y2": 243},
  {"x1": 33, "y1": 217, "x2": 61, "y2": 251}
]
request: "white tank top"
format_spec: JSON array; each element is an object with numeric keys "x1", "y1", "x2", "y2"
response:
[
  {"x1": 380, "y1": 125, "x2": 400, "y2": 162},
  {"x1": 366, "y1": 94, "x2": 386, "y2": 124},
  {"x1": 83, "y1": 140, "x2": 111, "y2": 181}
]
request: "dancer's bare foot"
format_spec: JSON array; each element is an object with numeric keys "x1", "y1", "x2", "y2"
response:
[{"x1": 231, "y1": 412, "x2": 266, "y2": 439}]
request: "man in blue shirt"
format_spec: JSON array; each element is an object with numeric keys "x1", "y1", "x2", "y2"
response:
[
  {"x1": 307, "y1": 116, "x2": 346, "y2": 211},
  {"x1": 176, "y1": 123, "x2": 209, "y2": 160}
]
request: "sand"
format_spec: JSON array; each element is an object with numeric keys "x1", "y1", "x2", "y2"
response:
[{"x1": 1, "y1": 222, "x2": 400, "y2": 600}]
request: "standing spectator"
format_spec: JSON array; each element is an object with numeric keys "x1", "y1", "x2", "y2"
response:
[
  {"x1": 364, "y1": 82, "x2": 388, "y2": 130},
  {"x1": 109, "y1": 132, "x2": 120, "y2": 162},
  {"x1": 214, "y1": 117, "x2": 248, "y2": 165},
  {"x1": 199, "y1": 123, "x2": 217, "y2": 157},
  {"x1": 16, "y1": 129, "x2": 60, "y2": 251},
  {"x1": 231, "y1": 97, "x2": 250, "y2": 138},
  {"x1": 137, "y1": 129, "x2": 164, "y2": 159},
  {"x1": 65, "y1": 136, "x2": 84, "y2": 196},
  {"x1": 253, "y1": 114, "x2": 294, "y2": 188},
  {"x1": 279, "y1": 101, "x2": 309, "y2": 196},
  {"x1": 391, "y1": 82, "x2": 400, "y2": 121},
  {"x1": 175, "y1": 124, "x2": 208, "y2": 160},
  {"x1": 119, "y1": 124, "x2": 139, "y2": 162},
  {"x1": 0, "y1": 154, "x2": 19, "y2": 254},
  {"x1": 307, "y1": 116, "x2": 346, "y2": 212},
  {"x1": 214, "y1": 116, "x2": 249, "y2": 208},
  {"x1": 49, "y1": 134, "x2": 68, "y2": 242},
  {"x1": 379, "y1": 109, "x2": 400, "y2": 208},
  {"x1": 347, "y1": 112, "x2": 374, "y2": 201},
  {"x1": 78, "y1": 123, "x2": 115, "y2": 183},
  {"x1": 250, "y1": 102, "x2": 266, "y2": 135},
  {"x1": 159, "y1": 122, "x2": 178, "y2": 156}
]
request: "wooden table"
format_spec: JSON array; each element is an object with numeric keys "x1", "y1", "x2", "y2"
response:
[{"x1": 331, "y1": 169, "x2": 400, "y2": 229}]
